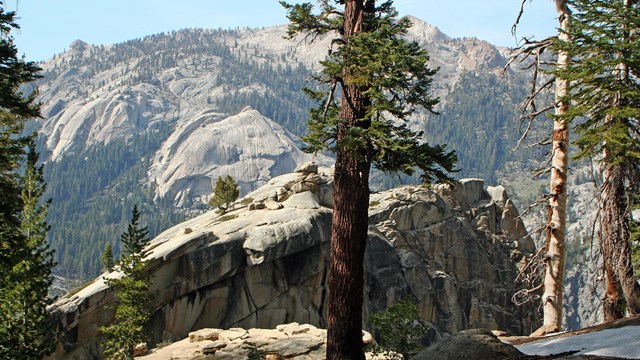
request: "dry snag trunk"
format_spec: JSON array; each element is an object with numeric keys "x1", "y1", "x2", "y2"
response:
[
  {"x1": 538, "y1": 0, "x2": 571, "y2": 334},
  {"x1": 509, "y1": 0, "x2": 571, "y2": 334}
]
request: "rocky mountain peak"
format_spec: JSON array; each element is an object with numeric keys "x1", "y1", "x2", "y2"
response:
[
  {"x1": 68, "y1": 39, "x2": 89, "y2": 52},
  {"x1": 406, "y1": 15, "x2": 451, "y2": 43}
]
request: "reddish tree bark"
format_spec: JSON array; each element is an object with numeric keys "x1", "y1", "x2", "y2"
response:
[
  {"x1": 602, "y1": 164, "x2": 640, "y2": 320},
  {"x1": 601, "y1": 0, "x2": 640, "y2": 320},
  {"x1": 325, "y1": 1, "x2": 372, "y2": 359}
]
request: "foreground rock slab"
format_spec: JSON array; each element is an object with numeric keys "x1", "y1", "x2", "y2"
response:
[
  {"x1": 414, "y1": 328, "x2": 634, "y2": 360},
  {"x1": 514, "y1": 316, "x2": 640, "y2": 359},
  {"x1": 141, "y1": 323, "x2": 385, "y2": 360}
]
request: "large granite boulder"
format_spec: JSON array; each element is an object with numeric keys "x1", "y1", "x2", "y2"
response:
[
  {"x1": 412, "y1": 329, "x2": 526, "y2": 360},
  {"x1": 46, "y1": 170, "x2": 539, "y2": 359}
]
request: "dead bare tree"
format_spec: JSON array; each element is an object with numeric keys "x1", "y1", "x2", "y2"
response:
[{"x1": 510, "y1": 0, "x2": 572, "y2": 335}]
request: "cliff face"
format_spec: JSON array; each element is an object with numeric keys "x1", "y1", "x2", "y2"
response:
[
  {"x1": 47, "y1": 168, "x2": 539, "y2": 359},
  {"x1": 147, "y1": 107, "x2": 330, "y2": 206}
]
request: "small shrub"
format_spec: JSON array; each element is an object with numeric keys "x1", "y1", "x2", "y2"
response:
[
  {"x1": 217, "y1": 214, "x2": 239, "y2": 223},
  {"x1": 370, "y1": 298, "x2": 429, "y2": 360},
  {"x1": 246, "y1": 345, "x2": 262, "y2": 360}
]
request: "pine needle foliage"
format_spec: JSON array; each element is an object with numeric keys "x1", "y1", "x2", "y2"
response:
[
  {"x1": 0, "y1": 0, "x2": 42, "y2": 268},
  {"x1": 0, "y1": 143, "x2": 56, "y2": 359},
  {"x1": 100, "y1": 205, "x2": 152, "y2": 360},
  {"x1": 101, "y1": 242, "x2": 115, "y2": 272},
  {"x1": 370, "y1": 299, "x2": 429, "y2": 360},
  {"x1": 0, "y1": 1, "x2": 55, "y2": 358},
  {"x1": 209, "y1": 175, "x2": 240, "y2": 214},
  {"x1": 281, "y1": 0, "x2": 457, "y2": 182},
  {"x1": 552, "y1": 0, "x2": 640, "y2": 167}
]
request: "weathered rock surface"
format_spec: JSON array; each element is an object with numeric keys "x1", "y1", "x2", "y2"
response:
[
  {"x1": 147, "y1": 107, "x2": 331, "y2": 206},
  {"x1": 141, "y1": 323, "x2": 383, "y2": 360},
  {"x1": 37, "y1": 18, "x2": 507, "y2": 161},
  {"x1": 413, "y1": 328, "x2": 626, "y2": 360},
  {"x1": 413, "y1": 329, "x2": 526, "y2": 360},
  {"x1": 47, "y1": 170, "x2": 539, "y2": 359}
]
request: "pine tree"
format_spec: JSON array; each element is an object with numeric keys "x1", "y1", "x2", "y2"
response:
[
  {"x1": 0, "y1": 2, "x2": 55, "y2": 358},
  {"x1": 101, "y1": 242, "x2": 115, "y2": 272},
  {"x1": 209, "y1": 175, "x2": 240, "y2": 214},
  {"x1": 281, "y1": 1, "x2": 456, "y2": 358},
  {"x1": 0, "y1": 0, "x2": 41, "y2": 269},
  {"x1": 551, "y1": 0, "x2": 640, "y2": 319},
  {"x1": 0, "y1": 143, "x2": 56, "y2": 359},
  {"x1": 100, "y1": 205, "x2": 152, "y2": 360}
]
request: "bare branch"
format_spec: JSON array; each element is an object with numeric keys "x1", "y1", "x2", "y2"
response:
[
  {"x1": 512, "y1": 0, "x2": 530, "y2": 37},
  {"x1": 534, "y1": 166, "x2": 554, "y2": 178},
  {"x1": 322, "y1": 80, "x2": 338, "y2": 119},
  {"x1": 519, "y1": 194, "x2": 553, "y2": 218},
  {"x1": 514, "y1": 104, "x2": 554, "y2": 150},
  {"x1": 512, "y1": 246, "x2": 546, "y2": 306}
]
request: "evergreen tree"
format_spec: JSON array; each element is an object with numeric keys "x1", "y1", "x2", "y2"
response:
[
  {"x1": 282, "y1": 1, "x2": 456, "y2": 358},
  {"x1": 209, "y1": 175, "x2": 240, "y2": 214},
  {"x1": 551, "y1": 0, "x2": 640, "y2": 319},
  {"x1": 0, "y1": 2, "x2": 55, "y2": 358},
  {"x1": 511, "y1": 0, "x2": 573, "y2": 333},
  {"x1": 370, "y1": 299, "x2": 429, "y2": 360},
  {"x1": 0, "y1": 0, "x2": 41, "y2": 269},
  {"x1": 100, "y1": 205, "x2": 152, "y2": 360},
  {"x1": 101, "y1": 242, "x2": 115, "y2": 272},
  {"x1": 0, "y1": 143, "x2": 56, "y2": 359}
]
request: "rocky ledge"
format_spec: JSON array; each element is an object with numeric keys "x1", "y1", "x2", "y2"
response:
[
  {"x1": 47, "y1": 164, "x2": 539, "y2": 359},
  {"x1": 140, "y1": 322, "x2": 383, "y2": 359}
]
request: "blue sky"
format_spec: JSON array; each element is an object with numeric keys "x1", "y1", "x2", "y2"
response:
[{"x1": 11, "y1": 0, "x2": 558, "y2": 62}]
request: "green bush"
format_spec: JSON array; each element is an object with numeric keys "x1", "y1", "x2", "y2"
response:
[
  {"x1": 370, "y1": 299, "x2": 430, "y2": 360},
  {"x1": 209, "y1": 175, "x2": 240, "y2": 214}
]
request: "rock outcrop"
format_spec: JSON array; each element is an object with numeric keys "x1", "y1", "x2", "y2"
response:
[
  {"x1": 147, "y1": 107, "x2": 330, "y2": 205},
  {"x1": 140, "y1": 323, "x2": 382, "y2": 359},
  {"x1": 47, "y1": 169, "x2": 539, "y2": 359},
  {"x1": 413, "y1": 329, "x2": 526, "y2": 360}
]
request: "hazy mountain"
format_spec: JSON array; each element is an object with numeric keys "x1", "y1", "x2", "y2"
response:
[
  {"x1": 35, "y1": 18, "x2": 513, "y2": 161},
  {"x1": 33, "y1": 17, "x2": 540, "y2": 280}
]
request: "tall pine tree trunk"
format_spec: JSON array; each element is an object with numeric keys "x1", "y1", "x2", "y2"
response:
[
  {"x1": 603, "y1": 165, "x2": 640, "y2": 314},
  {"x1": 539, "y1": 0, "x2": 571, "y2": 334},
  {"x1": 602, "y1": 0, "x2": 640, "y2": 318},
  {"x1": 601, "y1": 164, "x2": 640, "y2": 319},
  {"x1": 326, "y1": 1, "x2": 371, "y2": 359}
]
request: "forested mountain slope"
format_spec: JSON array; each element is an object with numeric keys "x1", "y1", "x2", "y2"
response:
[{"x1": 33, "y1": 19, "x2": 541, "y2": 280}]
